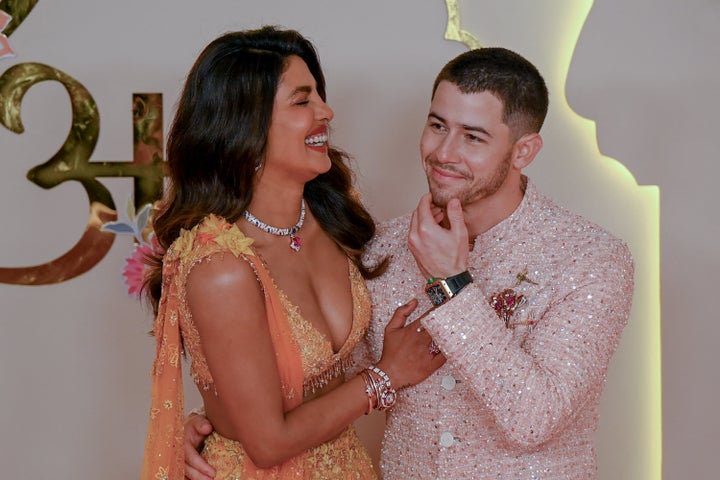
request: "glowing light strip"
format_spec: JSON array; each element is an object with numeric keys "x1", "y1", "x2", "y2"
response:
[{"x1": 443, "y1": 0, "x2": 481, "y2": 48}]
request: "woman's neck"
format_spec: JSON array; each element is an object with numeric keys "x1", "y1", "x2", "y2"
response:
[{"x1": 247, "y1": 179, "x2": 305, "y2": 227}]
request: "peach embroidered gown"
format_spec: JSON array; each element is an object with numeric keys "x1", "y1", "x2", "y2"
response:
[{"x1": 141, "y1": 215, "x2": 377, "y2": 480}]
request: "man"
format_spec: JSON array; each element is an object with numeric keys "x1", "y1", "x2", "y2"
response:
[{"x1": 185, "y1": 47, "x2": 634, "y2": 479}]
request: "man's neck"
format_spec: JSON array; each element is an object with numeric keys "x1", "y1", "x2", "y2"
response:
[{"x1": 459, "y1": 176, "x2": 528, "y2": 240}]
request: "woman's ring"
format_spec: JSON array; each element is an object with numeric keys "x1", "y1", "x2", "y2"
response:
[{"x1": 428, "y1": 340, "x2": 441, "y2": 356}]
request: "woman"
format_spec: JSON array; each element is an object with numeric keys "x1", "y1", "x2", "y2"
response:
[{"x1": 140, "y1": 26, "x2": 443, "y2": 479}]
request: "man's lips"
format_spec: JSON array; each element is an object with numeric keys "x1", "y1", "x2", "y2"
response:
[{"x1": 430, "y1": 165, "x2": 467, "y2": 181}]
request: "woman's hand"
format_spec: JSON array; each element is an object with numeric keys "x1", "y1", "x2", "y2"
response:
[{"x1": 375, "y1": 299, "x2": 446, "y2": 388}]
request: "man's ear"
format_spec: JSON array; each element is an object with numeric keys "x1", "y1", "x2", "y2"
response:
[{"x1": 512, "y1": 133, "x2": 543, "y2": 169}]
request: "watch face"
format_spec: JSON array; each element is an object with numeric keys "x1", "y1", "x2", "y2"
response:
[{"x1": 426, "y1": 284, "x2": 448, "y2": 306}]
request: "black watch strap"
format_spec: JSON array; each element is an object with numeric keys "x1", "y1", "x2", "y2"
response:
[{"x1": 444, "y1": 270, "x2": 473, "y2": 295}]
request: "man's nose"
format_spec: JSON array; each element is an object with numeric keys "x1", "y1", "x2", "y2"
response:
[{"x1": 435, "y1": 134, "x2": 458, "y2": 164}]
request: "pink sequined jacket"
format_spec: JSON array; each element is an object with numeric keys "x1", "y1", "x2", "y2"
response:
[{"x1": 360, "y1": 179, "x2": 634, "y2": 479}]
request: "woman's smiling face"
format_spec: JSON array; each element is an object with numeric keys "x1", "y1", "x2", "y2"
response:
[{"x1": 262, "y1": 54, "x2": 335, "y2": 184}]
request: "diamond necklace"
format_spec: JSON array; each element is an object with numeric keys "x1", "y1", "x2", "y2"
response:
[{"x1": 243, "y1": 199, "x2": 305, "y2": 252}]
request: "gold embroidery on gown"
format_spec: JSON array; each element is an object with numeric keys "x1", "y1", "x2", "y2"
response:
[{"x1": 176, "y1": 216, "x2": 377, "y2": 479}]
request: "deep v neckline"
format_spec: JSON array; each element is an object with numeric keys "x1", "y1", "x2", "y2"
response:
[{"x1": 257, "y1": 253, "x2": 356, "y2": 356}]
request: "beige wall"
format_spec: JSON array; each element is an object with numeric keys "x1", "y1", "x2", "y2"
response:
[{"x1": 0, "y1": 1, "x2": 715, "y2": 478}]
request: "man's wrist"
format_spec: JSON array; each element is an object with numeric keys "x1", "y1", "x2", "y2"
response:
[{"x1": 425, "y1": 271, "x2": 473, "y2": 306}]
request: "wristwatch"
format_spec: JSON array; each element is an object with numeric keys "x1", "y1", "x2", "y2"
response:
[{"x1": 425, "y1": 271, "x2": 473, "y2": 306}]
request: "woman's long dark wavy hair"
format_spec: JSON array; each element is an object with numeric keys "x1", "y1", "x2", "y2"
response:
[{"x1": 145, "y1": 26, "x2": 383, "y2": 312}]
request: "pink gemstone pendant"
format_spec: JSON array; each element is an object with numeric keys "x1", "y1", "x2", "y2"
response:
[{"x1": 289, "y1": 235, "x2": 302, "y2": 252}]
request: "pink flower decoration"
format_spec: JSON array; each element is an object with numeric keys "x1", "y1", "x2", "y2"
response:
[
  {"x1": 0, "y1": 34, "x2": 13, "y2": 59},
  {"x1": 123, "y1": 235, "x2": 162, "y2": 298},
  {"x1": 0, "y1": 10, "x2": 15, "y2": 60}
]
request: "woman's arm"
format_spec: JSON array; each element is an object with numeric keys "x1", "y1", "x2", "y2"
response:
[{"x1": 186, "y1": 253, "x2": 441, "y2": 468}]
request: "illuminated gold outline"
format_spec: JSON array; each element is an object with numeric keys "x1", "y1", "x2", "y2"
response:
[{"x1": 443, "y1": 0, "x2": 481, "y2": 48}]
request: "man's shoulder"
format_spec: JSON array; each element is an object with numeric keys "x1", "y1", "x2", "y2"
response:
[
  {"x1": 377, "y1": 213, "x2": 412, "y2": 231},
  {"x1": 370, "y1": 214, "x2": 412, "y2": 248},
  {"x1": 533, "y1": 189, "x2": 633, "y2": 265},
  {"x1": 361, "y1": 213, "x2": 411, "y2": 268}
]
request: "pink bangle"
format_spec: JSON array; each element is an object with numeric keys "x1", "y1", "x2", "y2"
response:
[{"x1": 366, "y1": 366, "x2": 397, "y2": 411}]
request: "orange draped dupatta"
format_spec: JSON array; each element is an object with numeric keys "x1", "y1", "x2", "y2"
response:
[{"x1": 140, "y1": 216, "x2": 305, "y2": 480}]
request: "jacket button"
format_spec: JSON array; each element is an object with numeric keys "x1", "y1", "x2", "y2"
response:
[
  {"x1": 439, "y1": 432, "x2": 455, "y2": 447},
  {"x1": 441, "y1": 375, "x2": 457, "y2": 391}
]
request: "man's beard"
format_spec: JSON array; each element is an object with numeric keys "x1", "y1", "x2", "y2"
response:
[{"x1": 426, "y1": 150, "x2": 512, "y2": 208}]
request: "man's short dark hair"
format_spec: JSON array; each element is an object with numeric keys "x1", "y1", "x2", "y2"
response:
[{"x1": 433, "y1": 47, "x2": 549, "y2": 138}]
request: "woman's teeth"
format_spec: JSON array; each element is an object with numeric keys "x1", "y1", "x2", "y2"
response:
[{"x1": 305, "y1": 133, "x2": 328, "y2": 146}]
